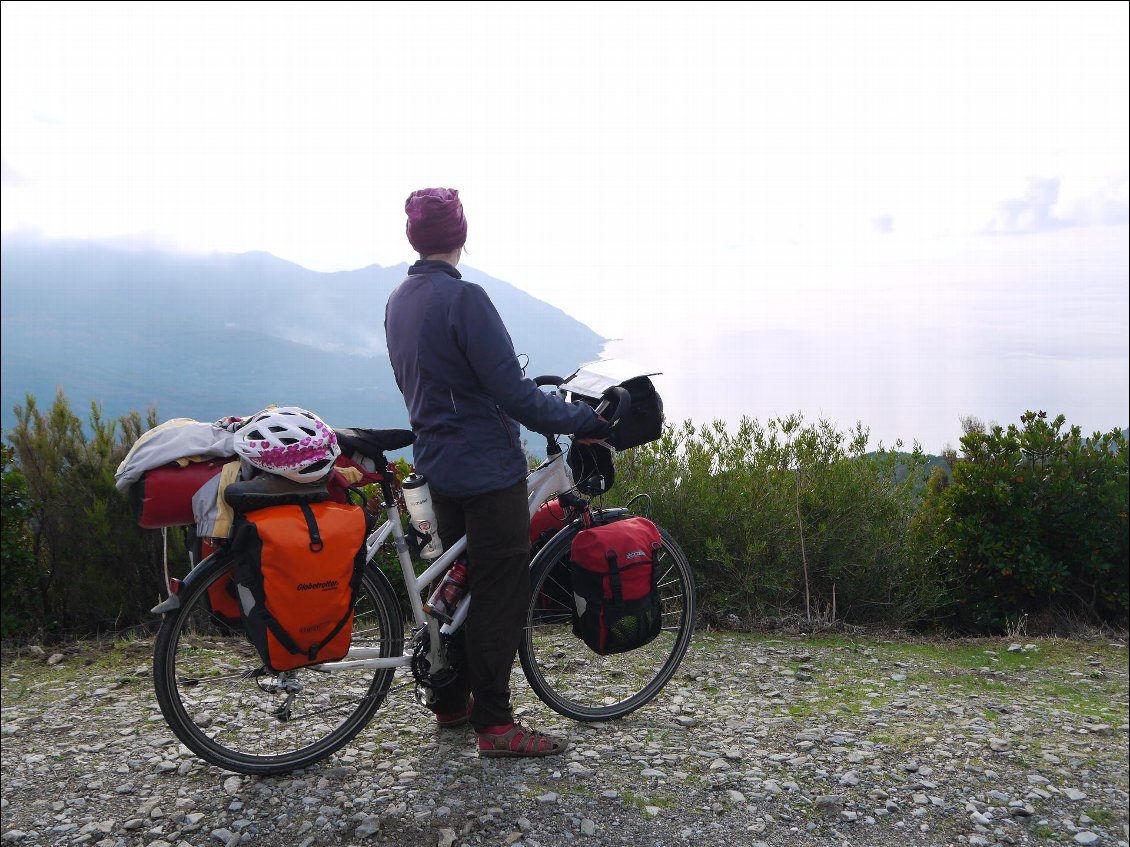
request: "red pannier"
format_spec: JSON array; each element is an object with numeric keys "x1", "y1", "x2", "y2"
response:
[
  {"x1": 531, "y1": 498, "x2": 573, "y2": 612},
  {"x1": 130, "y1": 459, "x2": 230, "y2": 529},
  {"x1": 530, "y1": 498, "x2": 569, "y2": 552},
  {"x1": 193, "y1": 536, "x2": 244, "y2": 633},
  {"x1": 569, "y1": 516, "x2": 663, "y2": 655}
]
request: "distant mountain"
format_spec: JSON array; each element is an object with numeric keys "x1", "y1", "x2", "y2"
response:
[{"x1": 0, "y1": 236, "x2": 606, "y2": 455}]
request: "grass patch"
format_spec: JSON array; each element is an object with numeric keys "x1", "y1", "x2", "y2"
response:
[
  {"x1": 785, "y1": 700, "x2": 825, "y2": 719},
  {"x1": 1086, "y1": 808, "x2": 1116, "y2": 825},
  {"x1": 1024, "y1": 681, "x2": 1121, "y2": 719}
]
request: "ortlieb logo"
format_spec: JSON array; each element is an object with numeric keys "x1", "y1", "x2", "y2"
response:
[
  {"x1": 297, "y1": 580, "x2": 339, "y2": 591},
  {"x1": 624, "y1": 550, "x2": 647, "y2": 561}
]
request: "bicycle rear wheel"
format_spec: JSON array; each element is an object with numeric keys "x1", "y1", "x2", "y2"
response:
[
  {"x1": 519, "y1": 521, "x2": 696, "y2": 721},
  {"x1": 153, "y1": 551, "x2": 403, "y2": 775}
]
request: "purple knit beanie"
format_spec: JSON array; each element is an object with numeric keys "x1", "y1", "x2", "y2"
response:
[{"x1": 405, "y1": 187, "x2": 468, "y2": 255}]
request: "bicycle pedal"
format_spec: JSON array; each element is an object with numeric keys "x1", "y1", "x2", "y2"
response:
[{"x1": 414, "y1": 684, "x2": 437, "y2": 707}]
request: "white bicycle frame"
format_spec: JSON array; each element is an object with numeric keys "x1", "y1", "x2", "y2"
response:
[{"x1": 316, "y1": 448, "x2": 576, "y2": 673}]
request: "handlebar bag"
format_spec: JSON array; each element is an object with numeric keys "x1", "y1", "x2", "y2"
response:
[
  {"x1": 608, "y1": 375, "x2": 664, "y2": 450},
  {"x1": 569, "y1": 516, "x2": 663, "y2": 655},
  {"x1": 565, "y1": 373, "x2": 664, "y2": 451},
  {"x1": 230, "y1": 501, "x2": 371, "y2": 673}
]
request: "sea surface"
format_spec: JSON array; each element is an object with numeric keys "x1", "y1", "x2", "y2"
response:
[{"x1": 588, "y1": 226, "x2": 1129, "y2": 455}]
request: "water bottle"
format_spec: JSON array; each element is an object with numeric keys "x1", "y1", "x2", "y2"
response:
[
  {"x1": 402, "y1": 473, "x2": 443, "y2": 559},
  {"x1": 424, "y1": 557, "x2": 469, "y2": 623}
]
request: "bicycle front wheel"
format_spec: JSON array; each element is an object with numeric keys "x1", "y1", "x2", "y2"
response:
[
  {"x1": 519, "y1": 522, "x2": 696, "y2": 721},
  {"x1": 153, "y1": 551, "x2": 404, "y2": 775}
]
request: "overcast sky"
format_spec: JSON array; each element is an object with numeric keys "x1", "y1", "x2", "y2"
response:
[{"x1": 2, "y1": 1, "x2": 1127, "y2": 452}]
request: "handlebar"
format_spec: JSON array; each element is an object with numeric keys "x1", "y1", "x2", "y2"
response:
[
  {"x1": 596, "y1": 385, "x2": 632, "y2": 432},
  {"x1": 532, "y1": 374, "x2": 634, "y2": 502},
  {"x1": 533, "y1": 375, "x2": 633, "y2": 438}
]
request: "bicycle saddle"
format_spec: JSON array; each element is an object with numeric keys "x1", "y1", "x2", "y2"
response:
[
  {"x1": 335, "y1": 428, "x2": 416, "y2": 462},
  {"x1": 223, "y1": 474, "x2": 330, "y2": 513}
]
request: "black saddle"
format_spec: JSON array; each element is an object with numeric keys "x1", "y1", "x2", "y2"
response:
[
  {"x1": 223, "y1": 474, "x2": 330, "y2": 513},
  {"x1": 335, "y1": 428, "x2": 415, "y2": 463}
]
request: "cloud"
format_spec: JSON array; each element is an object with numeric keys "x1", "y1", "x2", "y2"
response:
[
  {"x1": 983, "y1": 176, "x2": 1130, "y2": 235},
  {"x1": 983, "y1": 178, "x2": 1064, "y2": 235},
  {"x1": 1056, "y1": 177, "x2": 1130, "y2": 228}
]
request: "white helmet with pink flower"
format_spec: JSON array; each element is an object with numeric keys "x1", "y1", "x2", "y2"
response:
[{"x1": 232, "y1": 406, "x2": 340, "y2": 483}]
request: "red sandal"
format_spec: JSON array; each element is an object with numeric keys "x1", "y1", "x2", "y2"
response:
[
  {"x1": 434, "y1": 697, "x2": 473, "y2": 729},
  {"x1": 477, "y1": 722, "x2": 569, "y2": 758}
]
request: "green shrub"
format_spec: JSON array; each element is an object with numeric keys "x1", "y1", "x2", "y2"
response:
[
  {"x1": 8, "y1": 387, "x2": 1122, "y2": 638},
  {"x1": 357, "y1": 460, "x2": 424, "y2": 624},
  {"x1": 938, "y1": 411, "x2": 1128, "y2": 631},
  {"x1": 615, "y1": 413, "x2": 946, "y2": 627},
  {"x1": 5, "y1": 391, "x2": 179, "y2": 637},
  {"x1": 1, "y1": 444, "x2": 43, "y2": 638}
]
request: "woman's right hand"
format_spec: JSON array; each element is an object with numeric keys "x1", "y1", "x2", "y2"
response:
[{"x1": 575, "y1": 413, "x2": 613, "y2": 445}]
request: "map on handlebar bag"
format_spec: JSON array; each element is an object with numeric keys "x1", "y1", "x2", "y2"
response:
[{"x1": 559, "y1": 358, "x2": 662, "y2": 400}]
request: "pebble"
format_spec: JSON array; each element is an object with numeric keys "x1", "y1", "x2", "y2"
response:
[
  {"x1": 814, "y1": 795, "x2": 844, "y2": 812},
  {"x1": 1, "y1": 633, "x2": 1125, "y2": 847}
]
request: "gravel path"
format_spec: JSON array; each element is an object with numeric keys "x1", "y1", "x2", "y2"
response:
[{"x1": 2, "y1": 631, "x2": 1127, "y2": 847}]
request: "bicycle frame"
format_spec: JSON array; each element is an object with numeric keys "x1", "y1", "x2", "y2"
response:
[{"x1": 312, "y1": 446, "x2": 577, "y2": 673}]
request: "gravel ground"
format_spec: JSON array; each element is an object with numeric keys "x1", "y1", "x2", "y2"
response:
[{"x1": 2, "y1": 631, "x2": 1127, "y2": 847}]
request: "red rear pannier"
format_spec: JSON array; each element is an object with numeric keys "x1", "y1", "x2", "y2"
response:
[{"x1": 130, "y1": 459, "x2": 230, "y2": 529}]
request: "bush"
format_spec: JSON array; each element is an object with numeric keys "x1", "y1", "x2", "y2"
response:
[
  {"x1": 1, "y1": 444, "x2": 42, "y2": 638},
  {"x1": 615, "y1": 413, "x2": 947, "y2": 628},
  {"x1": 938, "y1": 411, "x2": 1128, "y2": 631},
  {"x1": 5, "y1": 391, "x2": 179, "y2": 637},
  {"x1": 352, "y1": 457, "x2": 423, "y2": 623},
  {"x1": 8, "y1": 387, "x2": 1121, "y2": 639}
]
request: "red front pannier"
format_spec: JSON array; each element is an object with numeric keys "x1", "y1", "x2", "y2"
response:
[
  {"x1": 569, "y1": 516, "x2": 663, "y2": 655},
  {"x1": 530, "y1": 498, "x2": 569, "y2": 552},
  {"x1": 130, "y1": 459, "x2": 230, "y2": 529}
]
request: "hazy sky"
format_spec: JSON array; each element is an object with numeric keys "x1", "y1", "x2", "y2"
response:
[{"x1": 2, "y1": 1, "x2": 1127, "y2": 452}]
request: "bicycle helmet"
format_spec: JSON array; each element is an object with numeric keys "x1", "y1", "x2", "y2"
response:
[{"x1": 232, "y1": 406, "x2": 341, "y2": 483}]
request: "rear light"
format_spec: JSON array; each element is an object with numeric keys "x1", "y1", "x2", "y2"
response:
[{"x1": 169, "y1": 577, "x2": 183, "y2": 596}]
